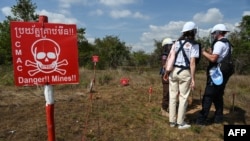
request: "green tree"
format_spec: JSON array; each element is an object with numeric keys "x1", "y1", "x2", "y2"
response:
[
  {"x1": 94, "y1": 35, "x2": 131, "y2": 69},
  {"x1": 77, "y1": 28, "x2": 93, "y2": 67},
  {"x1": 0, "y1": 20, "x2": 12, "y2": 65},
  {"x1": 131, "y1": 50, "x2": 150, "y2": 66},
  {"x1": 228, "y1": 15, "x2": 250, "y2": 74},
  {"x1": 0, "y1": 0, "x2": 39, "y2": 65},
  {"x1": 238, "y1": 15, "x2": 250, "y2": 41},
  {"x1": 196, "y1": 37, "x2": 210, "y2": 71},
  {"x1": 11, "y1": 0, "x2": 38, "y2": 21},
  {"x1": 150, "y1": 39, "x2": 162, "y2": 68},
  {"x1": 77, "y1": 28, "x2": 87, "y2": 42}
]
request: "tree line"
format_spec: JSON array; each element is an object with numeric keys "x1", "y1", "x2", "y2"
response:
[{"x1": 0, "y1": 0, "x2": 250, "y2": 74}]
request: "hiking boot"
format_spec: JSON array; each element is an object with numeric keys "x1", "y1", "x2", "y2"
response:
[
  {"x1": 169, "y1": 122, "x2": 176, "y2": 127},
  {"x1": 178, "y1": 123, "x2": 191, "y2": 129},
  {"x1": 214, "y1": 116, "x2": 223, "y2": 124},
  {"x1": 214, "y1": 119, "x2": 223, "y2": 124},
  {"x1": 161, "y1": 108, "x2": 169, "y2": 117},
  {"x1": 196, "y1": 114, "x2": 207, "y2": 126}
]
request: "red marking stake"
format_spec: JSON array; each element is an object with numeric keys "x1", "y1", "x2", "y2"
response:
[{"x1": 148, "y1": 86, "x2": 152, "y2": 102}]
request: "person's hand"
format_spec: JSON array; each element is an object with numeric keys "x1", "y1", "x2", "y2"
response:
[
  {"x1": 190, "y1": 80, "x2": 195, "y2": 91},
  {"x1": 202, "y1": 47, "x2": 212, "y2": 53},
  {"x1": 163, "y1": 71, "x2": 169, "y2": 81}
]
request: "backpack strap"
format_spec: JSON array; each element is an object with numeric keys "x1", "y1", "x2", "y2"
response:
[
  {"x1": 174, "y1": 40, "x2": 190, "y2": 74},
  {"x1": 209, "y1": 38, "x2": 233, "y2": 68},
  {"x1": 217, "y1": 38, "x2": 233, "y2": 67},
  {"x1": 218, "y1": 38, "x2": 233, "y2": 54},
  {"x1": 214, "y1": 38, "x2": 233, "y2": 63}
]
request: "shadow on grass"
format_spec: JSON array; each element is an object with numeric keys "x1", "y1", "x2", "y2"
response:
[
  {"x1": 224, "y1": 106, "x2": 247, "y2": 125},
  {"x1": 185, "y1": 98, "x2": 247, "y2": 125}
]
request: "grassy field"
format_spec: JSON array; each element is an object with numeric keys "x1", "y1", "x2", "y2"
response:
[{"x1": 0, "y1": 68, "x2": 249, "y2": 141}]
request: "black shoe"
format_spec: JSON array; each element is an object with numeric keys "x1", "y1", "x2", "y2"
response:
[
  {"x1": 214, "y1": 119, "x2": 223, "y2": 124},
  {"x1": 213, "y1": 116, "x2": 223, "y2": 124}
]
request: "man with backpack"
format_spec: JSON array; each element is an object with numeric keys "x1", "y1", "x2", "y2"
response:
[
  {"x1": 196, "y1": 24, "x2": 233, "y2": 125},
  {"x1": 159, "y1": 38, "x2": 173, "y2": 117},
  {"x1": 165, "y1": 21, "x2": 200, "y2": 129}
]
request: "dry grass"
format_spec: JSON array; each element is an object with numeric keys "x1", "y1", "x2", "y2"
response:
[{"x1": 0, "y1": 68, "x2": 249, "y2": 141}]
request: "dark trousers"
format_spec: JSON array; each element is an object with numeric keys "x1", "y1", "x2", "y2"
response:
[
  {"x1": 197, "y1": 73, "x2": 230, "y2": 124},
  {"x1": 162, "y1": 76, "x2": 169, "y2": 111}
]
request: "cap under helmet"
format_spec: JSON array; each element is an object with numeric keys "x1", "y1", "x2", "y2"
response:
[
  {"x1": 181, "y1": 21, "x2": 196, "y2": 33},
  {"x1": 162, "y1": 38, "x2": 173, "y2": 46},
  {"x1": 211, "y1": 24, "x2": 229, "y2": 33}
]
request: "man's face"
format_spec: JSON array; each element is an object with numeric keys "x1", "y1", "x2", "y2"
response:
[{"x1": 211, "y1": 31, "x2": 219, "y2": 40}]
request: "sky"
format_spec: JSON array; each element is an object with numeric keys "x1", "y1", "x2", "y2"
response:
[{"x1": 0, "y1": 0, "x2": 250, "y2": 53}]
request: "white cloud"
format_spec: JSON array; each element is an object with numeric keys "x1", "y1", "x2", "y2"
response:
[
  {"x1": 224, "y1": 23, "x2": 239, "y2": 33},
  {"x1": 134, "y1": 18, "x2": 237, "y2": 53},
  {"x1": 86, "y1": 36, "x2": 95, "y2": 44},
  {"x1": 207, "y1": 0, "x2": 221, "y2": 4},
  {"x1": 110, "y1": 10, "x2": 132, "y2": 18},
  {"x1": 197, "y1": 28, "x2": 211, "y2": 38},
  {"x1": 58, "y1": 9, "x2": 71, "y2": 16},
  {"x1": 131, "y1": 40, "x2": 154, "y2": 53},
  {"x1": 1, "y1": 6, "x2": 13, "y2": 17},
  {"x1": 243, "y1": 11, "x2": 250, "y2": 16},
  {"x1": 133, "y1": 12, "x2": 149, "y2": 20},
  {"x1": 58, "y1": 0, "x2": 89, "y2": 8},
  {"x1": 132, "y1": 21, "x2": 186, "y2": 53},
  {"x1": 100, "y1": 0, "x2": 136, "y2": 7},
  {"x1": 38, "y1": 9, "x2": 78, "y2": 24},
  {"x1": 96, "y1": 22, "x2": 127, "y2": 30},
  {"x1": 110, "y1": 10, "x2": 148, "y2": 19},
  {"x1": 142, "y1": 21, "x2": 185, "y2": 42},
  {"x1": 89, "y1": 9, "x2": 104, "y2": 16},
  {"x1": 193, "y1": 8, "x2": 223, "y2": 24}
]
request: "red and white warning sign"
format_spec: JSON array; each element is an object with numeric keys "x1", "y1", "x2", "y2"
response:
[{"x1": 10, "y1": 21, "x2": 79, "y2": 86}]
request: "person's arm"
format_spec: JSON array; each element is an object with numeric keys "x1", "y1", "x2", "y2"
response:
[
  {"x1": 162, "y1": 44, "x2": 176, "y2": 81},
  {"x1": 190, "y1": 57, "x2": 196, "y2": 90},
  {"x1": 202, "y1": 47, "x2": 219, "y2": 62}
]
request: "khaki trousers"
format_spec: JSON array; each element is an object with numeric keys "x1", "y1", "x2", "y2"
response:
[{"x1": 169, "y1": 67, "x2": 191, "y2": 124}]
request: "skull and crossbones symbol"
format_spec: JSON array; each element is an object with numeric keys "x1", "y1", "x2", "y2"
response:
[{"x1": 25, "y1": 38, "x2": 68, "y2": 76}]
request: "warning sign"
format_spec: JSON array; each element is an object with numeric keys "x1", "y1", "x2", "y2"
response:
[{"x1": 10, "y1": 21, "x2": 79, "y2": 86}]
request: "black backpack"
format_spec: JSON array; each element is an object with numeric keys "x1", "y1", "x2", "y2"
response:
[{"x1": 211, "y1": 38, "x2": 235, "y2": 77}]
